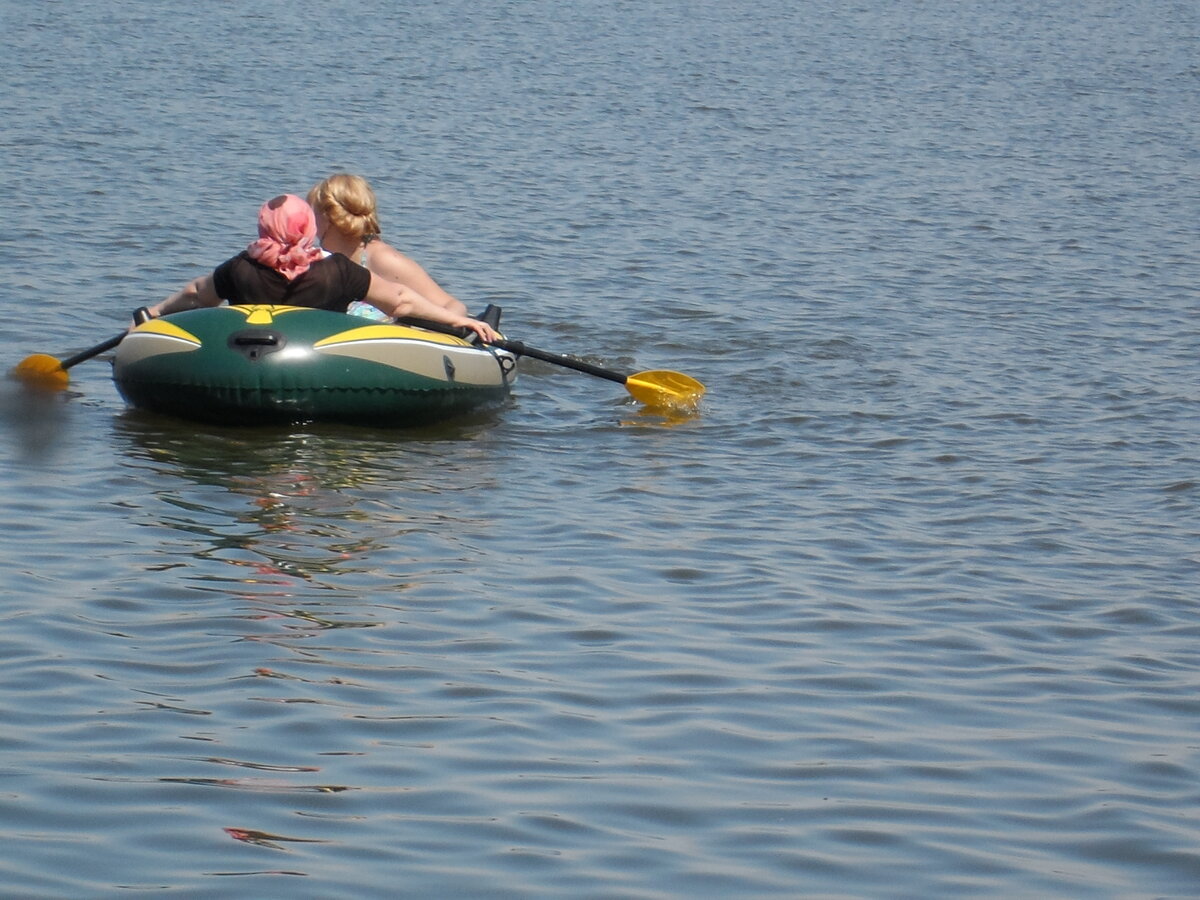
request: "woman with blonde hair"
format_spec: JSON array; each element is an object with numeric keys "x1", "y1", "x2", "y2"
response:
[{"x1": 308, "y1": 173, "x2": 469, "y2": 319}]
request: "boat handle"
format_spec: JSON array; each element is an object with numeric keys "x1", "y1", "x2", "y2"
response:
[{"x1": 228, "y1": 329, "x2": 287, "y2": 361}]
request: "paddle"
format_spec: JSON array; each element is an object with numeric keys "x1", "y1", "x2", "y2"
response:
[
  {"x1": 12, "y1": 308, "x2": 153, "y2": 389},
  {"x1": 491, "y1": 338, "x2": 704, "y2": 407},
  {"x1": 399, "y1": 316, "x2": 705, "y2": 408},
  {"x1": 12, "y1": 332, "x2": 126, "y2": 389}
]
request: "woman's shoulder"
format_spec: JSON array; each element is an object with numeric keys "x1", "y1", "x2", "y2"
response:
[
  {"x1": 215, "y1": 250, "x2": 255, "y2": 274},
  {"x1": 362, "y1": 237, "x2": 408, "y2": 259},
  {"x1": 320, "y1": 251, "x2": 373, "y2": 285},
  {"x1": 365, "y1": 240, "x2": 423, "y2": 273},
  {"x1": 315, "y1": 251, "x2": 360, "y2": 272}
]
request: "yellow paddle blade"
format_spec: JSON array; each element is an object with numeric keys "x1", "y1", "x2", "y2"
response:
[
  {"x1": 624, "y1": 370, "x2": 705, "y2": 409},
  {"x1": 11, "y1": 354, "x2": 70, "y2": 390}
]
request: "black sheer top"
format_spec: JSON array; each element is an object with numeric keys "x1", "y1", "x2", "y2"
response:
[{"x1": 212, "y1": 252, "x2": 372, "y2": 312}]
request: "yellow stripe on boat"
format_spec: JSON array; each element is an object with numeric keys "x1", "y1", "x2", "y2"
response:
[{"x1": 314, "y1": 323, "x2": 470, "y2": 349}]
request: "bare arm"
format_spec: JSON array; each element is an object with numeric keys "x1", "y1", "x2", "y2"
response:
[
  {"x1": 144, "y1": 274, "x2": 222, "y2": 318},
  {"x1": 368, "y1": 243, "x2": 469, "y2": 315},
  {"x1": 364, "y1": 274, "x2": 498, "y2": 343}
]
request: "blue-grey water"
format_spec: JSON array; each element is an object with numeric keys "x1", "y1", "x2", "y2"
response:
[{"x1": 1, "y1": 1, "x2": 1198, "y2": 896}]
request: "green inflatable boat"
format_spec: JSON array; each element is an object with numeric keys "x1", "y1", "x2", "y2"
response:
[{"x1": 113, "y1": 305, "x2": 517, "y2": 426}]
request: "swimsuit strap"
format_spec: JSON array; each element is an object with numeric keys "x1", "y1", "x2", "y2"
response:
[{"x1": 360, "y1": 234, "x2": 379, "y2": 268}]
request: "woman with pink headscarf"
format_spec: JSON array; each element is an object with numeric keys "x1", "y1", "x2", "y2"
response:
[{"x1": 144, "y1": 195, "x2": 499, "y2": 343}]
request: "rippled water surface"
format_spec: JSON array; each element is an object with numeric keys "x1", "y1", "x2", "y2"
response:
[{"x1": 1, "y1": 0, "x2": 1198, "y2": 896}]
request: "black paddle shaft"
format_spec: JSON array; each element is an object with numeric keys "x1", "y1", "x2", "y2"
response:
[
  {"x1": 490, "y1": 339, "x2": 627, "y2": 385},
  {"x1": 61, "y1": 333, "x2": 124, "y2": 370},
  {"x1": 396, "y1": 317, "x2": 630, "y2": 386}
]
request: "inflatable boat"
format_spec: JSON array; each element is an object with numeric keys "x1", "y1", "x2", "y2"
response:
[{"x1": 112, "y1": 305, "x2": 517, "y2": 426}]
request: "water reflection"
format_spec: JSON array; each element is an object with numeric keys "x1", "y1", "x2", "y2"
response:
[
  {"x1": 619, "y1": 402, "x2": 705, "y2": 429},
  {"x1": 106, "y1": 411, "x2": 505, "y2": 643},
  {"x1": 0, "y1": 378, "x2": 78, "y2": 463},
  {"x1": 223, "y1": 827, "x2": 329, "y2": 849},
  {"x1": 112, "y1": 409, "x2": 497, "y2": 527},
  {"x1": 110, "y1": 407, "x2": 502, "y2": 486}
]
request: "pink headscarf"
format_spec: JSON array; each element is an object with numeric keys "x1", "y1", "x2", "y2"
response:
[{"x1": 246, "y1": 195, "x2": 323, "y2": 280}]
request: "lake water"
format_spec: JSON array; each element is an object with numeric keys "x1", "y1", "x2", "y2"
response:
[{"x1": 1, "y1": 0, "x2": 1198, "y2": 896}]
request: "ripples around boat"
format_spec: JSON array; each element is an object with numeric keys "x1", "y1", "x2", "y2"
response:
[{"x1": 0, "y1": 0, "x2": 1198, "y2": 896}]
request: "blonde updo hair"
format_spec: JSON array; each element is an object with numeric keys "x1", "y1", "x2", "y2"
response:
[{"x1": 307, "y1": 173, "x2": 381, "y2": 240}]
